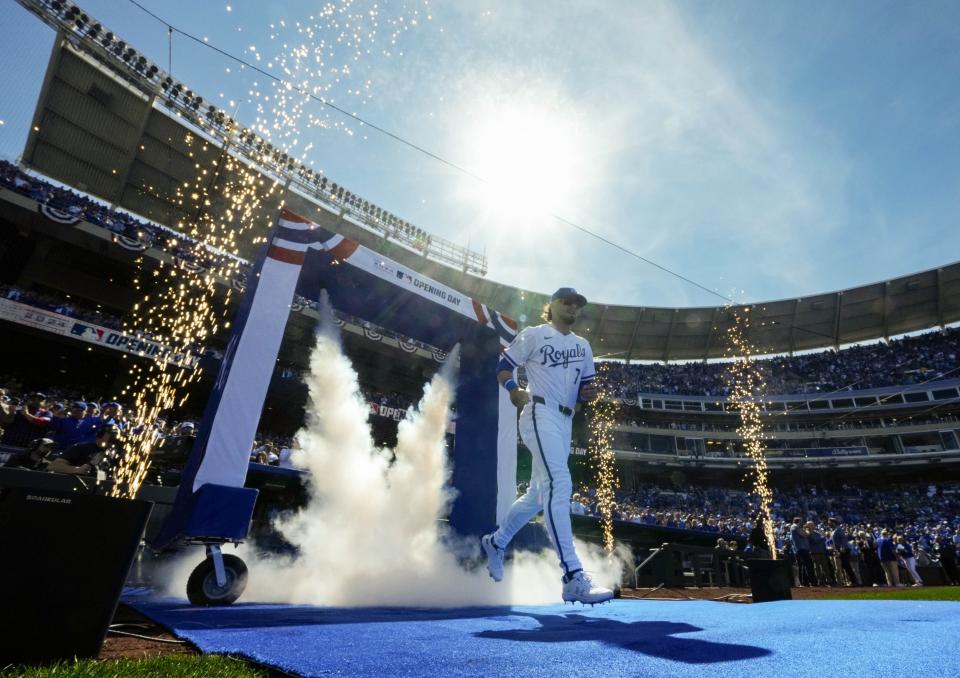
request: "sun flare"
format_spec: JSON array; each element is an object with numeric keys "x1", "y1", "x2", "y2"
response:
[{"x1": 461, "y1": 101, "x2": 586, "y2": 225}]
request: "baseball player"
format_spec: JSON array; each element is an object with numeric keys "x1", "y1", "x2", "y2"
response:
[{"x1": 481, "y1": 287, "x2": 614, "y2": 604}]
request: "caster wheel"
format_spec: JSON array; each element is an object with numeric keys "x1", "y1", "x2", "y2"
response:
[{"x1": 186, "y1": 553, "x2": 248, "y2": 606}]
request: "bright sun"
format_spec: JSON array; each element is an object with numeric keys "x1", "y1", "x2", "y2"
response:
[{"x1": 462, "y1": 101, "x2": 586, "y2": 224}]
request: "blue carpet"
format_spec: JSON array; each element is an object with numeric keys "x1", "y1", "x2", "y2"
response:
[{"x1": 128, "y1": 597, "x2": 960, "y2": 677}]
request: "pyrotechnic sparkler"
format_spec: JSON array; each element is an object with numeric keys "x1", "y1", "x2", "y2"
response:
[
  {"x1": 108, "y1": 1, "x2": 432, "y2": 498},
  {"x1": 587, "y1": 364, "x2": 620, "y2": 555},
  {"x1": 724, "y1": 307, "x2": 777, "y2": 558},
  {"x1": 111, "y1": 148, "x2": 281, "y2": 498}
]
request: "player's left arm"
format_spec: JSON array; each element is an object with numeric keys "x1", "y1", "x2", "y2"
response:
[{"x1": 578, "y1": 343, "x2": 598, "y2": 402}]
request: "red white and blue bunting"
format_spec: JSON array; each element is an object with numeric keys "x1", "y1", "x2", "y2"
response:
[{"x1": 38, "y1": 203, "x2": 82, "y2": 225}]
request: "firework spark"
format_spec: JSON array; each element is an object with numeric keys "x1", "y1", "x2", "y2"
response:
[
  {"x1": 587, "y1": 364, "x2": 620, "y2": 555},
  {"x1": 108, "y1": 1, "x2": 432, "y2": 499},
  {"x1": 725, "y1": 307, "x2": 777, "y2": 558}
]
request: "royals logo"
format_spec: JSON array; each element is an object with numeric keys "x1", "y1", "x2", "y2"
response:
[{"x1": 539, "y1": 343, "x2": 586, "y2": 368}]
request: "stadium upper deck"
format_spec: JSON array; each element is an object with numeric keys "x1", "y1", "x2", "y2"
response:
[{"x1": 13, "y1": 0, "x2": 960, "y2": 361}]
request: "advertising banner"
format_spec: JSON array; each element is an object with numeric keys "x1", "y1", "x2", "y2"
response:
[
  {"x1": 777, "y1": 447, "x2": 868, "y2": 458},
  {"x1": 0, "y1": 297, "x2": 194, "y2": 366}
]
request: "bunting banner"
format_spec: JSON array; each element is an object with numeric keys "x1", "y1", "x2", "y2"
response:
[
  {"x1": 176, "y1": 252, "x2": 207, "y2": 273},
  {"x1": 38, "y1": 203, "x2": 82, "y2": 225},
  {"x1": 112, "y1": 233, "x2": 152, "y2": 252}
]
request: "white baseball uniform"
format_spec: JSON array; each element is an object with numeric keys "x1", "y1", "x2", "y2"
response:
[{"x1": 492, "y1": 323, "x2": 595, "y2": 578}]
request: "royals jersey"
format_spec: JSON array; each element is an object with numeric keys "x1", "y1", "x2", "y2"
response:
[{"x1": 502, "y1": 324, "x2": 596, "y2": 410}]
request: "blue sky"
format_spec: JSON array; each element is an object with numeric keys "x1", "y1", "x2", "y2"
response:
[{"x1": 1, "y1": 0, "x2": 958, "y2": 309}]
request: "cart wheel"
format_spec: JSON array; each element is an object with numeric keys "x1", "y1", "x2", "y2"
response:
[{"x1": 186, "y1": 553, "x2": 248, "y2": 606}]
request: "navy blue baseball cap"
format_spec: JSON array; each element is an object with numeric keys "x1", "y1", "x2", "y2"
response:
[{"x1": 551, "y1": 287, "x2": 587, "y2": 307}]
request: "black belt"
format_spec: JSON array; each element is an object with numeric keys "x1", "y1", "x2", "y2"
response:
[{"x1": 532, "y1": 395, "x2": 573, "y2": 417}]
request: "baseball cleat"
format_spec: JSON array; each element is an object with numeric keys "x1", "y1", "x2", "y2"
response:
[
  {"x1": 481, "y1": 533, "x2": 504, "y2": 582},
  {"x1": 562, "y1": 571, "x2": 614, "y2": 605}
]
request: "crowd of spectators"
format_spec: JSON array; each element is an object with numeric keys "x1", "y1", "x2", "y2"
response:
[
  {"x1": 359, "y1": 386, "x2": 412, "y2": 410},
  {"x1": 600, "y1": 326, "x2": 958, "y2": 398},
  {"x1": 0, "y1": 378, "x2": 412, "y2": 483},
  {"x1": 572, "y1": 481, "x2": 960, "y2": 586},
  {"x1": 2, "y1": 160, "x2": 445, "y2": 367},
  {"x1": 0, "y1": 384, "x2": 128, "y2": 479},
  {"x1": 616, "y1": 413, "x2": 960, "y2": 435},
  {"x1": 0, "y1": 160, "x2": 236, "y2": 275},
  {"x1": 0, "y1": 284, "x2": 438, "y2": 389},
  {"x1": 1, "y1": 285, "x2": 124, "y2": 330}
]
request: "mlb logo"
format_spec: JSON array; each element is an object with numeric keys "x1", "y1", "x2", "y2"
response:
[{"x1": 396, "y1": 270, "x2": 404, "y2": 280}]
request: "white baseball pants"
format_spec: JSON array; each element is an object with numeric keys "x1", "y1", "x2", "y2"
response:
[{"x1": 492, "y1": 398, "x2": 583, "y2": 577}]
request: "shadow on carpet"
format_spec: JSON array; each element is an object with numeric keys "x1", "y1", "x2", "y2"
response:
[{"x1": 126, "y1": 597, "x2": 960, "y2": 678}]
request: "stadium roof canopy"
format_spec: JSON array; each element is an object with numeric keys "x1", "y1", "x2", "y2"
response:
[{"x1": 16, "y1": 1, "x2": 960, "y2": 362}]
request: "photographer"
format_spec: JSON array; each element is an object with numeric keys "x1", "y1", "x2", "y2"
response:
[
  {"x1": 3, "y1": 437, "x2": 55, "y2": 471},
  {"x1": 47, "y1": 424, "x2": 119, "y2": 476}
]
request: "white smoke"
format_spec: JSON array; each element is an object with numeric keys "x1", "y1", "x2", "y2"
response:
[{"x1": 161, "y1": 306, "x2": 627, "y2": 606}]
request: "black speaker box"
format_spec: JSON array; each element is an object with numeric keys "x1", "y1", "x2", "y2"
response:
[
  {"x1": 0, "y1": 486, "x2": 152, "y2": 665},
  {"x1": 747, "y1": 558, "x2": 793, "y2": 603},
  {"x1": 635, "y1": 547, "x2": 686, "y2": 588}
]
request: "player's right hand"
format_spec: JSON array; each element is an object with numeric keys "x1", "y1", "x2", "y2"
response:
[{"x1": 509, "y1": 388, "x2": 531, "y2": 409}]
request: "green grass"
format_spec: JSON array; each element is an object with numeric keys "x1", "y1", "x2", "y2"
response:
[
  {"x1": 822, "y1": 586, "x2": 960, "y2": 602},
  {"x1": 3, "y1": 654, "x2": 271, "y2": 678}
]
